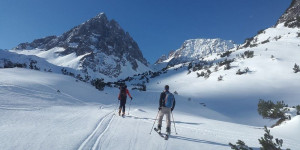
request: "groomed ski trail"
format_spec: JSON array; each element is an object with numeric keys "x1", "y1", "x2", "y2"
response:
[{"x1": 78, "y1": 111, "x2": 115, "y2": 150}]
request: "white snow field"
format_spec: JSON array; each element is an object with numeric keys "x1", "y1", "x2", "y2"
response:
[
  {"x1": 0, "y1": 68, "x2": 299, "y2": 150},
  {"x1": 1, "y1": 23, "x2": 300, "y2": 150}
]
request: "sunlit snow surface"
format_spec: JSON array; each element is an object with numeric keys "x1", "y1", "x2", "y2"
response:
[{"x1": 0, "y1": 24, "x2": 299, "y2": 150}]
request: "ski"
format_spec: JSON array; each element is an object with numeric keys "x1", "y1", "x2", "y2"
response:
[
  {"x1": 154, "y1": 128, "x2": 170, "y2": 140},
  {"x1": 164, "y1": 134, "x2": 169, "y2": 140},
  {"x1": 154, "y1": 128, "x2": 164, "y2": 138}
]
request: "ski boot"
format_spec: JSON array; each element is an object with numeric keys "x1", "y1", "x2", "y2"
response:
[
  {"x1": 166, "y1": 127, "x2": 171, "y2": 135},
  {"x1": 157, "y1": 125, "x2": 162, "y2": 133},
  {"x1": 165, "y1": 127, "x2": 171, "y2": 140}
]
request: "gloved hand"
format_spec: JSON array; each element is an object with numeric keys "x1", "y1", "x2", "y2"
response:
[
  {"x1": 158, "y1": 107, "x2": 161, "y2": 110},
  {"x1": 130, "y1": 97, "x2": 133, "y2": 100},
  {"x1": 171, "y1": 108, "x2": 174, "y2": 112}
]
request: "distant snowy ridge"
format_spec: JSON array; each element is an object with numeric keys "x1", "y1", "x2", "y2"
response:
[
  {"x1": 0, "y1": 50, "x2": 67, "y2": 73},
  {"x1": 154, "y1": 38, "x2": 236, "y2": 69},
  {"x1": 9, "y1": 13, "x2": 150, "y2": 80}
]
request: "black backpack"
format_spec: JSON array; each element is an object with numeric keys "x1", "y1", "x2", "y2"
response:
[{"x1": 120, "y1": 86, "x2": 127, "y2": 100}]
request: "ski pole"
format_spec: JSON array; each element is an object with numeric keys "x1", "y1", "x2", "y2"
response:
[
  {"x1": 149, "y1": 110, "x2": 160, "y2": 134},
  {"x1": 114, "y1": 99, "x2": 119, "y2": 115},
  {"x1": 171, "y1": 111, "x2": 178, "y2": 135},
  {"x1": 128, "y1": 99, "x2": 132, "y2": 115}
]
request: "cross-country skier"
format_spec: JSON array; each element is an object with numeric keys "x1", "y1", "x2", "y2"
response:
[
  {"x1": 157, "y1": 85, "x2": 176, "y2": 135},
  {"x1": 118, "y1": 85, "x2": 132, "y2": 117}
]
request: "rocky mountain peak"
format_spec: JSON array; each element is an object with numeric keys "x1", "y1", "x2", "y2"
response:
[
  {"x1": 155, "y1": 38, "x2": 236, "y2": 66},
  {"x1": 12, "y1": 12, "x2": 149, "y2": 79},
  {"x1": 276, "y1": 0, "x2": 300, "y2": 27}
]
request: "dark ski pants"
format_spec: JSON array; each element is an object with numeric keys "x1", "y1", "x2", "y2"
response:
[{"x1": 119, "y1": 99, "x2": 126, "y2": 113}]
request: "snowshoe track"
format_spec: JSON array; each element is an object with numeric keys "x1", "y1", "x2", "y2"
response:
[{"x1": 78, "y1": 111, "x2": 115, "y2": 150}]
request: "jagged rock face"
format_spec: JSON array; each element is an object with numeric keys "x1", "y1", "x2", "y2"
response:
[
  {"x1": 276, "y1": 0, "x2": 300, "y2": 28},
  {"x1": 14, "y1": 13, "x2": 148, "y2": 78},
  {"x1": 156, "y1": 38, "x2": 236, "y2": 66}
]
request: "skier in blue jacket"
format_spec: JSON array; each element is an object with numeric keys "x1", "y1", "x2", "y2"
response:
[{"x1": 157, "y1": 85, "x2": 176, "y2": 135}]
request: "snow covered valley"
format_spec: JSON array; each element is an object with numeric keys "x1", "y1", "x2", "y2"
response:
[{"x1": 0, "y1": 68, "x2": 299, "y2": 150}]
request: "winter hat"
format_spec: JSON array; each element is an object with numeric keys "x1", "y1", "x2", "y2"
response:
[{"x1": 165, "y1": 85, "x2": 169, "y2": 91}]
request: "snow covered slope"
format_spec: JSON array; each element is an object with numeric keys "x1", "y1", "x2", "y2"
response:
[
  {"x1": 0, "y1": 68, "x2": 299, "y2": 150},
  {"x1": 142, "y1": 23, "x2": 300, "y2": 126}
]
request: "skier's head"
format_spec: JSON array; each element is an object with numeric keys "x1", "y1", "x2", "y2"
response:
[
  {"x1": 164, "y1": 85, "x2": 169, "y2": 91},
  {"x1": 123, "y1": 85, "x2": 127, "y2": 89}
]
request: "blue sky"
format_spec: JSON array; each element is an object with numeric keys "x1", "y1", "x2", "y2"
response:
[{"x1": 0, "y1": 0, "x2": 291, "y2": 63}]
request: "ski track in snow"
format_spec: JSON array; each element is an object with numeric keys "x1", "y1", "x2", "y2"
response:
[
  {"x1": 77, "y1": 111, "x2": 115, "y2": 150},
  {"x1": 0, "y1": 82, "x2": 86, "y2": 104}
]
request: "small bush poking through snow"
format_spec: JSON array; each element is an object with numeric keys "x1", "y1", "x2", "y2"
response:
[
  {"x1": 261, "y1": 39, "x2": 270, "y2": 44},
  {"x1": 219, "y1": 51, "x2": 232, "y2": 58},
  {"x1": 271, "y1": 55, "x2": 275, "y2": 59},
  {"x1": 197, "y1": 71, "x2": 205, "y2": 78},
  {"x1": 204, "y1": 69, "x2": 211, "y2": 79},
  {"x1": 236, "y1": 67, "x2": 250, "y2": 75},
  {"x1": 293, "y1": 63, "x2": 300, "y2": 73},
  {"x1": 218, "y1": 75, "x2": 223, "y2": 81},
  {"x1": 296, "y1": 105, "x2": 300, "y2": 115},
  {"x1": 229, "y1": 140, "x2": 253, "y2": 150},
  {"x1": 243, "y1": 50, "x2": 254, "y2": 58},
  {"x1": 218, "y1": 58, "x2": 234, "y2": 67}
]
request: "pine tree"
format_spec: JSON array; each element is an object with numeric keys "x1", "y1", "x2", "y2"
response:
[
  {"x1": 257, "y1": 99, "x2": 288, "y2": 120},
  {"x1": 258, "y1": 126, "x2": 289, "y2": 150},
  {"x1": 293, "y1": 63, "x2": 299, "y2": 73}
]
